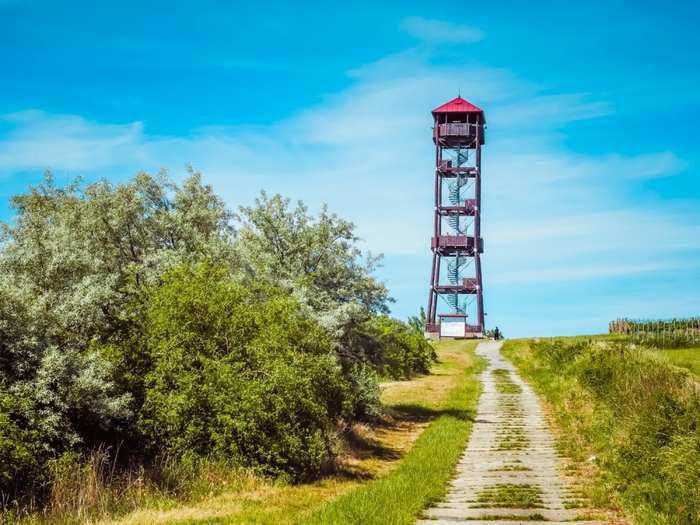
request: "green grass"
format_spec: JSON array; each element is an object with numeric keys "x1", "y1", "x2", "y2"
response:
[
  {"x1": 503, "y1": 336, "x2": 700, "y2": 525},
  {"x1": 297, "y1": 340, "x2": 484, "y2": 525},
  {"x1": 495, "y1": 426, "x2": 528, "y2": 451},
  {"x1": 492, "y1": 368, "x2": 522, "y2": 394},
  {"x1": 469, "y1": 514, "x2": 546, "y2": 521},
  {"x1": 650, "y1": 346, "x2": 700, "y2": 377},
  {"x1": 472, "y1": 483, "x2": 544, "y2": 509},
  {"x1": 595, "y1": 332, "x2": 700, "y2": 377},
  {"x1": 489, "y1": 460, "x2": 530, "y2": 472}
]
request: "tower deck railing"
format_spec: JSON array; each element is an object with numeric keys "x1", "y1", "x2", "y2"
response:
[
  {"x1": 431, "y1": 235, "x2": 483, "y2": 253},
  {"x1": 434, "y1": 123, "x2": 486, "y2": 144}
]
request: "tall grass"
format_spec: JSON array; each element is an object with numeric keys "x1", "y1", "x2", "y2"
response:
[
  {"x1": 651, "y1": 347, "x2": 700, "y2": 378},
  {"x1": 1, "y1": 450, "x2": 258, "y2": 525},
  {"x1": 503, "y1": 338, "x2": 700, "y2": 525}
]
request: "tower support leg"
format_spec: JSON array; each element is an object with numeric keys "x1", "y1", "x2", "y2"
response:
[{"x1": 427, "y1": 252, "x2": 438, "y2": 324}]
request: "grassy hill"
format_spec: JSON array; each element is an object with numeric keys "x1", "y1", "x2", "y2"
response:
[{"x1": 503, "y1": 335, "x2": 700, "y2": 525}]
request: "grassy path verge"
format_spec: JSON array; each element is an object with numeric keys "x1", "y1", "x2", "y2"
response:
[
  {"x1": 649, "y1": 345, "x2": 700, "y2": 377},
  {"x1": 298, "y1": 340, "x2": 484, "y2": 525},
  {"x1": 98, "y1": 340, "x2": 482, "y2": 525},
  {"x1": 503, "y1": 336, "x2": 700, "y2": 525}
]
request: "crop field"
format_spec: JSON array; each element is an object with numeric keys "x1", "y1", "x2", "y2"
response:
[
  {"x1": 609, "y1": 316, "x2": 700, "y2": 348},
  {"x1": 608, "y1": 316, "x2": 700, "y2": 377}
]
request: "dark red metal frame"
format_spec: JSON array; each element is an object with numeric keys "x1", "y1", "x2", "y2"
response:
[{"x1": 426, "y1": 97, "x2": 486, "y2": 336}]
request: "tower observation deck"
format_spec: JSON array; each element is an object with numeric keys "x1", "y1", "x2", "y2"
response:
[{"x1": 426, "y1": 97, "x2": 486, "y2": 339}]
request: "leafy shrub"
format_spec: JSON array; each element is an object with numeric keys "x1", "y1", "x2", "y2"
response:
[
  {"x1": 0, "y1": 385, "x2": 45, "y2": 497},
  {"x1": 532, "y1": 339, "x2": 588, "y2": 369},
  {"x1": 363, "y1": 316, "x2": 436, "y2": 380},
  {"x1": 407, "y1": 307, "x2": 426, "y2": 332},
  {"x1": 346, "y1": 364, "x2": 382, "y2": 420},
  {"x1": 130, "y1": 262, "x2": 351, "y2": 481},
  {"x1": 0, "y1": 347, "x2": 130, "y2": 500},
  {"x1": 0, "y1": 171, "x2": 234, "y2": 502}
]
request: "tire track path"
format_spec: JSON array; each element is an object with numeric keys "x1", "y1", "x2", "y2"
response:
[{"x1": 417, "y1": 341, "x2": 604, "y2": 525}]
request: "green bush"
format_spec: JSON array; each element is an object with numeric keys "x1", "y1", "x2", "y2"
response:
[
  {"x1": 346, "y1": 363, "x2": 382, "y2": 420},
  {"x1": 0, "y1": 385, "x2": 45, "y2": 497},
  {"x1": 364, "y1": 316, "x2": 436, "y2": 380},
  {"x1": 0, "y1": 171, "x2": 416, "y2": 514},
  {"x1": 0, "y1": 346, "x2": 130, "y2": 501},
  {"x1": 130, "y1": 262, "x2": 351, "y2": 481}
]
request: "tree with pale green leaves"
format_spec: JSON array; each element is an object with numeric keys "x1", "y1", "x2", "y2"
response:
[
  {"x1": 235, "y1": 192, "x2": 391, "y2": 365},
  {"x1": 0, "y1": 170, "x2": 434, "y2": 501},
  {"x1": 0, "y1": 169, "x2": 235, "y2": 493}
]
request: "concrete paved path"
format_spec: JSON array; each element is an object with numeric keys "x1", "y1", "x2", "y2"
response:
[{"x1": 417, "y1": 341, "x2": 602, "y2": 525}]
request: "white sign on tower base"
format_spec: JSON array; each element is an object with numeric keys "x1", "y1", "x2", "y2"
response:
[{"x1": 440, "y1": 322, "x2": 466, "y2": 338}]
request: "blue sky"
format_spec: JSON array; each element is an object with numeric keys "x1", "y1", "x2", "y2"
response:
[{"x1": 1, "y1": 0, "x2": 699, "y2": 337}]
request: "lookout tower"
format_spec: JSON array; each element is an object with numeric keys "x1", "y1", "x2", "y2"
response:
[{"x1": 425, "y1": 97, "x2": 485, "y2": 338}]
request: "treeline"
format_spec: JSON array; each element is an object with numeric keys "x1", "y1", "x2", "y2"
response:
[{"x1": 0, "y1": 171, "x2": 434, "y2": 510}]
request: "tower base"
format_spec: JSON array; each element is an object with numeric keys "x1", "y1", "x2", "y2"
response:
[{"x1": 424, "y1": 322, "x2": 484, "y2": 340}]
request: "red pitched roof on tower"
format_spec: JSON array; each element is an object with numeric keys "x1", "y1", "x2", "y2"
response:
[{"x1": 432, "y1": 96, "x2": 483, "y2": 114}]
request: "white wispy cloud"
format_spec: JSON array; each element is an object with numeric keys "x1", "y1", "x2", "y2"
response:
[
  {"x1": 401, "y1": 16, "x2": 485, "y2": 44},
  {"x1": 490, "y1": 94, "x2": 612, "y2": 128},
  {"x1": 491, "y1": 261, "x2": 699, "y2": 286},
  {"x1": 0, "y1": 110, "x2": 145, "y2": 171}
]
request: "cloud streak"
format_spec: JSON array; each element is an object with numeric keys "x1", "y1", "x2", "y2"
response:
[
  {"x1": 401, "y1": 16, "x2": 486, "y2": 44},
  {"x1": 0, "y1": 110, "x2": 145, "y2": 172}
]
